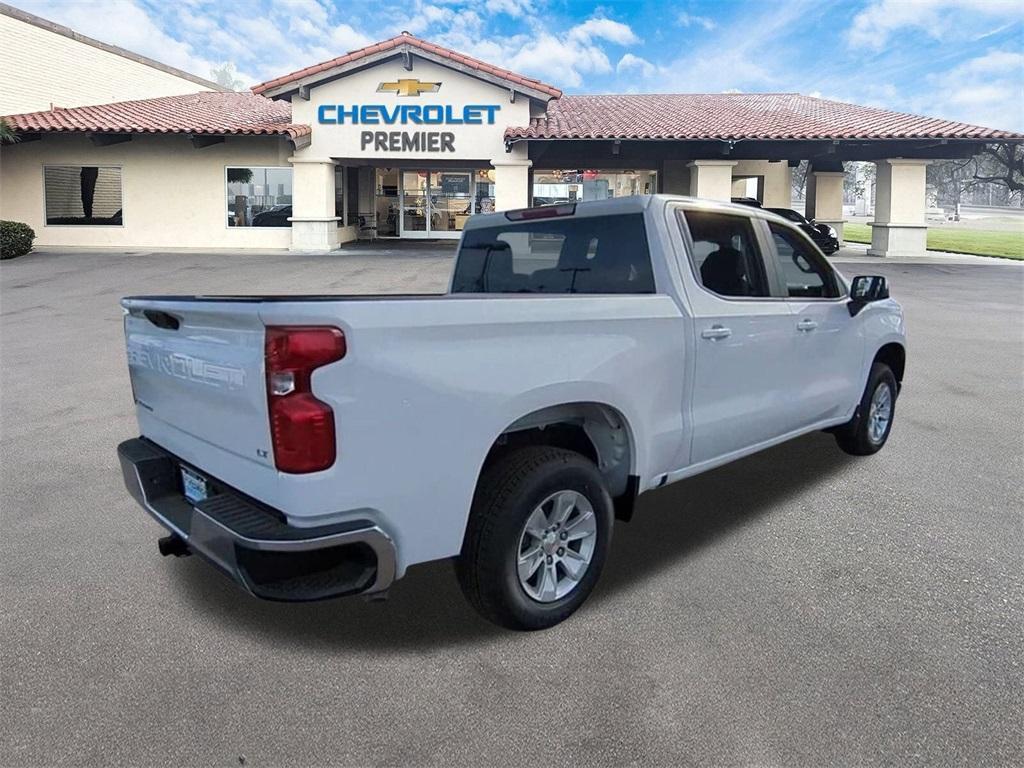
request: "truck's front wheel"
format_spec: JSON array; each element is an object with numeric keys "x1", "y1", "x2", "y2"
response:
[
  {"x1": 456, "y1": 446, "x2": 614, "y2": 630},
  {"x1": 834, "y1": 362, "x2": 898, "y2": 455}
]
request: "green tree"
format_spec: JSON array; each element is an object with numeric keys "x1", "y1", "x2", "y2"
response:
[
  {"x1": 0, "y1": 117, "x2": 19, "y2": 144},
  {"x1": 227, "y1": 168, "x2": 253, "y2": 184}
]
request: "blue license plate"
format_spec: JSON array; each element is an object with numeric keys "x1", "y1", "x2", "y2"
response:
[{"x1": 181, "y1": 466, "x2": 208, "y2": 504}]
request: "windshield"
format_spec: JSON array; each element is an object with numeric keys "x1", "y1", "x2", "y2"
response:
[
  {"x1": 451, "y1": 213, "x2": 655, "y2": 294},
  {"x1": 768, "y1": 208, "x2": 808, "y2": 225}
]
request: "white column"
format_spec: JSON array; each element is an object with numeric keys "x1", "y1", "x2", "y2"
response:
[
  {"x1": 808, "y1": 170, "x2": 846, "y2": 243},
  {"x1": 288, "y1": 156, "x2": 340, "y2": 252},
  {"x1": 762, "y1": 162, "x2": 792, "y2": 208},
  {"x1": 491, "y1": 147, "x2": 532, "y2": 212},
  {"x1": 869, "y1": 159, "x2": 929, "y2": 258},
  {"x1": 688, "y1": 160, "x2": 737, "y2": 201},
  {"x1": 336, "y1": 165, "x2": 357, "y2": 244},
  {"x1": 341, "y1": 166, "x2": 349, "y2": 225}
]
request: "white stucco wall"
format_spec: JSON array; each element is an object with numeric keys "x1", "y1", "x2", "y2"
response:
[
  {"x1": 874, "y1": 159, "x2": 928, "y2": 223},
  {"x1": 730, "y1": 159, "x2": 792, "y2": 208},
  {"x1": 0, "y1": 12, "x2": 218, "y2": 116},
  {"x1": 0, "y1": 133, "x2": 293, "y2": 248},
  {"x1": 688, "y1": 160, "x2": 736, "y2": 201}
]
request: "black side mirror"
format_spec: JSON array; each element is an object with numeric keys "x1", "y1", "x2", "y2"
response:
[{"x1": 848, "y1": 275, "x2": 890, "y2": 316}]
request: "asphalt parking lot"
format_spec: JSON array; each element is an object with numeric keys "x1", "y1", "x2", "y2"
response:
[{"x1": 1, "y1": 246, "x2": 1021, "y2": 767}]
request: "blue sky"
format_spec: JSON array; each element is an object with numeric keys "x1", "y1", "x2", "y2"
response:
[{"x1": 19, "y1": 0, "x2": 1024, "y2": 130}]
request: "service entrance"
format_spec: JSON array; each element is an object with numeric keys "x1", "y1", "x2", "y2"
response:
[{"x1": 375, "y1": 168, "x2": 495, "y2": 239}]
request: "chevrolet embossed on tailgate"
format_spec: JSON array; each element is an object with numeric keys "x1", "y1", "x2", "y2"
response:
[{"x1": 123, "y1": 299, "x2": 274, "y2": 468}]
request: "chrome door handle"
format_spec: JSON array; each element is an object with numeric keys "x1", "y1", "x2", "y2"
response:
[
  {"x1": 796, "y1": 318, "x2": 819, "y2": 332},
  {"x1": 701, "y1": 325, "x2": 732, "y2": 340}
]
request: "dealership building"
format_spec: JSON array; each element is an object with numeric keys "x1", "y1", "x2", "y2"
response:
[{"x1": 1, "y1": 15, "x2": 1021, "y2": 257}]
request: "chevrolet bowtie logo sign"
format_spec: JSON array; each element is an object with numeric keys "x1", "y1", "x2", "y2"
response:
[{"x1": 377, "y1": 78, "x2": 441, "y2": 97}]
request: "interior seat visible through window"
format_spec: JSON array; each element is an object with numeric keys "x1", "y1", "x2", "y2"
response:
[
  {"x1": 451, "y1": 213, "x2": 655, "y2": 294},
  {"x1": 681, "y1": 210, "x2": 769, "y2": 298}
]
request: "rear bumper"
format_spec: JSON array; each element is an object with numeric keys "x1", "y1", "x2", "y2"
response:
[{"x1": 117, "y1": 438, "x2": 396, "y2": 601}]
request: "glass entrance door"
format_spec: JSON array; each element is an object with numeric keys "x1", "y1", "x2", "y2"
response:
[
  {"x1": 398, "y1": 170, "x2": 475, "y2": 239},
  {"x1": 400, "y1": 171, "x2": 429, "y2": 238},
  {"x1": 430, "y1": 171, "x2": 472, "y2": 236}
]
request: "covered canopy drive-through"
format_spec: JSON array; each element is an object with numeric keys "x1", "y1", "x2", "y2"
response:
[{"x1": 2, "y1": 30, "x2": 1021, "y2": 255}]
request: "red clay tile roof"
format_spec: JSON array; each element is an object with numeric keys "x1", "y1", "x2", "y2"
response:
[
  {"x1": 505, "y1": 93, "x2": 1024, "y2": 141},
  {"x1": 251, "y1": 32, "x2": 562, "y2": 99},
  {"x1": 1, "y1": 92, "x2": 311, "y2": 141}
]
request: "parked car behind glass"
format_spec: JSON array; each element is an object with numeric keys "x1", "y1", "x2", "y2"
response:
[
  {"x1": 766, "y1": 207, "x2": 840, "y2": 255},
  {"x1": 252, "y1": 204, "x2": 292, "y2": 227}
]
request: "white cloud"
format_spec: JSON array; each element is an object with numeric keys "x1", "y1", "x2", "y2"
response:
[
  {"x1": 617, "y1": 53, "x2": 656, "y2": 78},
  {"x1": 277, "y1": 0, "x2": 330, "y2": 27},
  {"x1": 23, "y1": 0, "x2": 231, "y2": 83},
  {"x1": 568, "y1": 17, "x2": 640, "y2": 46},
  {"x1": 848, "y1": 0, "x2": 1024, "y2": 50},
  {"x1": 507, "y1": 33, "x2": 614, "y2": 86},
  {"x1": 917, "y1": 49, "x2": 1024, "y2": 130},
  {"x1": 677, "y1": 11, "x2": 716, "y2": 30},
  {"x1": 653, "y1": 0, "x2": 820, "y2": 92},
  {"x1": 487, "y1": 0, "x2": 534, "y2": 17},
  {"x1": 329, "y1": 23, "x2": 373, "y2": 50},
  {"x1": 430, "y1": 13, "x2": 640, "y2": 88},
  {"x1": 20, "y1": 0, "x2": 647, "y2": 92}
]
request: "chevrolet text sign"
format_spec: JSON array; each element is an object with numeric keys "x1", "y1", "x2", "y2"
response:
[
  {"x1": 316, "y1": 104, "x2": 501, "y2": 125},
  {"x1": 317, "y1": 78, "x2": 502, "y2": 153}
]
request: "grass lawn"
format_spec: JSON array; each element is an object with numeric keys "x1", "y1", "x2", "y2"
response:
[{"x1": 843, "y1": 222, "x2": 1024, "y2": 260}]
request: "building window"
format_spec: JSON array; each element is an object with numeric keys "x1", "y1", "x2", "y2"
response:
[
  {"x1": 532, "y1": 169, "x2": 657, "y2": 206},
  {"x1": 44, "y1": 166, "x2": 123, "y2": 225},
  {"x1": 226, "y1": 167, "x2": 292, "y2": 227}
]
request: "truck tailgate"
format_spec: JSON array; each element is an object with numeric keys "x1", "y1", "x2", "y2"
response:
[{"x1": 123, "y1": 298, "x2": 274, "y2": 470}]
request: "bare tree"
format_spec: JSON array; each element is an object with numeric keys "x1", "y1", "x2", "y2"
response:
[
  {"x1": 211, "y1": 62, "x2": 244, "y2": 91},
  {"x1": 791, "y1": 161, "x2": 808, "y2": 199},
  {"x1": 970, "y1": 142, "x2": 1023, "y2": 194},
  {"x1": 929, "y1": 142, "x2": 1024, "y2": 210}
]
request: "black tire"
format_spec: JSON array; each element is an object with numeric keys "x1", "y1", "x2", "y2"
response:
[
  {"x1": 834, "y1": 362, "x2": 898, "y2": 455},
  {"x1": 456, "y1": 446, "x2": 614, "y2": 631}
]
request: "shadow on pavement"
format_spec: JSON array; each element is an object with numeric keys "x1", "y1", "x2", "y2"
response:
[{"x1": 171, "y1": 431, "x2": 850, "y2": 650}]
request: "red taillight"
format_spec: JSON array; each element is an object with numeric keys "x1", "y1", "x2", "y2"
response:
[
  {"x1": 265, "y1": 326, "x2": 345, "y2": 473},
  {"x1": 505, "y1": 203, "x2": 576, "y2": 221}
]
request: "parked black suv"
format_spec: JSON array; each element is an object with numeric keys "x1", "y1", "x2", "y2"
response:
[
  {"x1": 730, "y1": 198, "x2": 840, "y2": 255},
  {"x1": 766, "y1": 207, "x2": 840, "y2": 255}
]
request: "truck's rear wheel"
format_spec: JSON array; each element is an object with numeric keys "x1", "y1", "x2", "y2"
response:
[
  {"x1": 834, "y1": 362, "x2": 898, "y2": 455},
  {"x1": 456, "y1": 446, "x2": 613, "y2": 630}
]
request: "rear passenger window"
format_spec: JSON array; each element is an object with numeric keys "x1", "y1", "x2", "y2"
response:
[
  {"x1": 769, "y1": 223, "x2": 840, "y2": 298},
  {"x1": 681, "y1": 210, "x2": 769, "y2": 298},
  {"x1": 451, "y1": 213, "x2": 655, "y2": 294}
]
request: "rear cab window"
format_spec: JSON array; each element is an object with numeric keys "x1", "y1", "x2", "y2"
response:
[
  {"x1": 679, "y1": 209, "x2": 770, "y2": 298},
  {"x1": 451, "y1": 213, "x2": 655, "y2": 294}
]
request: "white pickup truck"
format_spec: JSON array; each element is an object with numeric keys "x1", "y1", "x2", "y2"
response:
[{"x1": 118, "y1": 195, "x2": 906, "y2": 630}]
